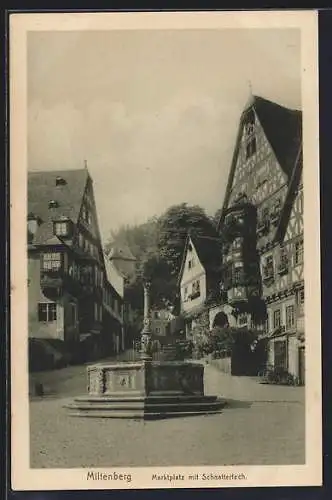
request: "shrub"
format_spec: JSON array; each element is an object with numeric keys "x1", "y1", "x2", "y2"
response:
[{"x1": 259, "y1": 366, "x2": 300, "y2": 386}]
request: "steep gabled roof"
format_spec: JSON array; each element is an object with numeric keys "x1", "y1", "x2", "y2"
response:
[
  {"x1": 109, "y1": 244, "x2": 137, "y2": 262},
  {"x1": 103, "y1": 251, "x2": 124, "y2": 300},
  {"x1": 218, "y1": 95, "x2": 302, "y2": 230},
  {"x1": 252, "y1": 96, "x2": 302, "y2": 178},
  {"x1": 28, "y1": 168, "x2": 88, "y2": 245},
  {"x1": 178, "y1": 233, "x2": 222, "y2": 286},
  {"x1": 274, "y1": 147, "x2": 303, "y2": 243}
]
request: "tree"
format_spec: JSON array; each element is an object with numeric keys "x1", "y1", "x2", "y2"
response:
[
  {"x1": 105, "y1": 203, "x2": 219, "y2": 314},
  {"x1": 213, "y1": 207, "x2": 223, "y2": 228},
  {"x1": 157, "y1": 203, "x2": 219, "y2": 278},
  {"x1": 106, "y1": 216, "x2": 159, "y2": 263}
]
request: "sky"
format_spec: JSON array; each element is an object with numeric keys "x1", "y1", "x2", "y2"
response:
[{"x1": 28, "y1": 28, "x2": 301, "y2": 242}]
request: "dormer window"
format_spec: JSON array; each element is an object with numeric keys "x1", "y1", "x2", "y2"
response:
[
  {"x1": 53, "y1": 217, "x2": 72, "y2": 238},
  {"x1": 55, "y1": 176, "x2": 67, "y2": 186},
  {"x1": 54, "y1": 221, "x2": 67, "y2": 237},
  {"x1": 27, "y1": 213, "x2": 42, "y2": 241},
  {"x1": 48, "y1": 200, "x2": 59, "y2": 209}
]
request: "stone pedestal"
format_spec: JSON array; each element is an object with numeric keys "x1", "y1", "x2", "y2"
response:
[{"x1": 65, "y1": 360, "x2": 225, "y2": 419}]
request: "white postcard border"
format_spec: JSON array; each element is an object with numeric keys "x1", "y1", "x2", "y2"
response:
[{"x1": 10, "y1": 10, "x2": 322, "y2": 490}]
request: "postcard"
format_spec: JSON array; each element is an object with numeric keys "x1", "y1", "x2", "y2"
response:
[{"x1": 10, "y1": 10, "x2": 321, "y2": 490}]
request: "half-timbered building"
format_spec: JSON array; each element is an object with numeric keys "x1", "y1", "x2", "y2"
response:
[
  {"x1": 218, "y1": 95, "x2": 304, "y2": 383},
  {"x1": 27, "y1": 168, "x2": 125, "y2": 367}
]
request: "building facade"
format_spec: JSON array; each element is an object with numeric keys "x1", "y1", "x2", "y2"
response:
[
  {"x1": 218, "y1": 95, "x2": 304, "y2": 383},
  {"x1": 178, "y1": 234, "x2": 222, "y2": 339},
  {"x1": 27, "y1": 168, "x2": 125, "y2": 366},
  {"x1": 150, "y1": 308, "x2": 176, "y2": 337}
]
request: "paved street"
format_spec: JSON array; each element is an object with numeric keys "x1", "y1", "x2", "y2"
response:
[{"x1": 29, "y1": 356, "x2": 305, "y2": 468}]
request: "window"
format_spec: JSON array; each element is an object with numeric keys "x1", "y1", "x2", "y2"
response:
[
  {"x1": 70, "y1": 303, "x2": 77, "y2": 324},
  {"x1": 188, "y1": 257, "x2": 195, "y2": 269},
  {"x1": 184, "y1": 286, "x2": 188, "y2": 301},
  {"x1": 279, "y1": 248, "x2": 289, "y2": 271},
  {"x1": 294, "y1": 239, "x2": 304, "y2": 265},
  {"x1": 232, "y1": 238, "x2": 242, "y2": 250},
  {"x1": 280, "y1": 247, "x2": 288, "y2": 261},
  {"x1": 265, "y1": 255, "x2": 273, "y2": 268},
  {"x1": 245, "y1": 120, "x2": 255, "y2": 136},
  {"x1": 81, "y1": 265, "x2": 93, "y2": 285},
  {"x1": 28, "y1": 218, "x2": 39, "y2": 237},
  {"x1": 233, "y1": 266, "x2": 243, "y2": 285},
  {"x1": 78, "y1": 233, "x2": 84, "y2": 248},
  {"x1": 263, "y1": 255, "x2": 274, "y2": 278},
  {"x1": 48, "y1": 200, "x2": 59, "y2": 209},
  {"x1": 286, "y1": 305, "x2": 295, "y2": 330},
  {"x1": 298, "y1": 289, "x2": 305, "y2": 305},
  {"x1": 273, "y1": 309, "x2": 281, "y2": 329},
  {"x1": 191, "y1": 280, "x2": 200, "y2": 298},
  {"x1": 238, "y1": 314, "x2": 247, "y2": 326},
  {"x1": 245, "y1": 113, "x2": 256, "y2": 159},
  {"x1": 41, "y1": 253, "x2": 61, "y2": 271},
  {"x1": 94, "y1": 266, "x2": 101, "y2": 286},
  {"x1": 54, "y1": 221, "x2": 68, "y2": 237},
  {"x1": 258, "y1": 208, "x2": 269, "y2": 231},
  {"x1": 38, "y1": 302, "x2": 57, "y2": 322},
  {"x1": 274, "y1": 198, "x2": 281, "y2": 211},
  {"x1": 262, "y1": 207, "x2": 269, "y2": 221},
  {"x1": 246, "y1": 137, "x2": 257, "y2": 159},
  {"x1": 155, "y1": 327, "x2": 161, "y2": 334},
  {"x1": 82, "y1": 204, "x2": 92, "y2": 225},
  {"x1": 274, "y1": 340, "x2": 287, "y2": 371},
  {"x1": 94, "y1": 302, "x2": 102, "y2": 322}
]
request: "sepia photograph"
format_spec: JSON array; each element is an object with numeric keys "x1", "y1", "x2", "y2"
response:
[{"x1": 10, "y1": 10, "x2": 321, "y2": 490}]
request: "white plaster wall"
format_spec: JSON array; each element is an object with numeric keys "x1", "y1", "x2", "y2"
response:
[
  {"x1": 288, "y1": 336, "x2": 299, "y2": 376},
  {"x1": 267, "y1": 342, "x2": 274, "y2": 367},
  {"x1": 180, "y1": 240, "x2": 207, "y2": 314},
  {"x1": 104, "y1": 257, "x2": 124, "y2": 298},
  {"x1": 209, "y1": 304, "x2": 237, "y2": 330}
]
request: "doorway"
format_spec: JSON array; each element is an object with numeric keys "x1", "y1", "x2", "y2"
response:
[{"x1": 298, "y1": 346, "x2": 305, "y2": 385}]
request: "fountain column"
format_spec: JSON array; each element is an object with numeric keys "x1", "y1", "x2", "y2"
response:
[{"x1": 140, "y1": 281, "x2": 153, "y2": 359}]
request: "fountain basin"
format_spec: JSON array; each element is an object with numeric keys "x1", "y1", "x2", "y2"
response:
[{"x1": 64, "y1": 360, "x2": 225, "y2": 419}]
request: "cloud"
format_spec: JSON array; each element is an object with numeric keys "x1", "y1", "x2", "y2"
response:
[
  {"x1": 28, "y1": 29, "x2": 301, "y2": 241},
  {"x1": 28, "y1": 92, "x2": 239, "y2": 239}
]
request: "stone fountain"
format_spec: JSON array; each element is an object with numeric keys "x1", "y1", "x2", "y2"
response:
[{"x1": 65, "y1": 282, "x2": 224, "y2": 419}]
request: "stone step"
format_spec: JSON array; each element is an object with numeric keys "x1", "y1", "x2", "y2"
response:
[
  {"x1": 67, "y1": 409, "x2": 223, "y2": 419},
  {"x1": 66, "y1": 401, "x2": 223, "y2": 411},
  {"x1": 64, "y1": 396, "x2": 226, "y2": 419},
  {"x1": 70, "y1": 394, "x2": 218, "y2": 404}
]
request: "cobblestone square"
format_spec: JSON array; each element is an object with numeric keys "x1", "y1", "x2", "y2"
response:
[{"x1": 29, "y1": 361, "x2": 305, "y2": 468}]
